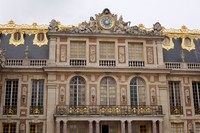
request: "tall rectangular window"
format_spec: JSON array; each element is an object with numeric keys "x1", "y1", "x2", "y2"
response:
[
  {"x1": 192, "y1": 82, "x2": 200, "y2": 115},
  {"x1": 3, "y1": 123, "x2": 16, "y2": 133},
  {"x1": 171, "y1": 123, "x2": 184, "y2": 133},
  {"x1": 196, "y1": 123, "x2": 200, "y2": 133},
  {"x1": 128, "y1": 43, "x2": 143, "y2": 61},
  {"x1": 4, "y1": 80, "x2": 18, "y2": 115},
  {"x1": 30, "y1": 123, "x2": 43, "y2": 133},
  {"x1": 99, "y1": 42, "x2": 115, "y2": 66},
  {"x1": 30, "y1": 80, "x2": 44, "y2": 114},
  {"x1": 70, "y1": 41, "x2": 86, "y2": 59},
  {"x1": 100, "y1": 42, "x2": 115, "y2": 60},
  {"x1": 169, "y1": 81, "x2": 182, "y2": 115}
]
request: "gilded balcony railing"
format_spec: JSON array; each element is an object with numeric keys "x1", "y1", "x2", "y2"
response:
[
  {"x1": 30, "y1": 106, "x2": 44, "y2": 115},
  {"x1": 55, "y1": 105, "x2": 163, "y2": 116},
  {"x1": 170, "y1": 106, "x2": 183, "y2": 115},
  {"x1": 3, "y1": 106, "x2": 17, "y2": 115}
]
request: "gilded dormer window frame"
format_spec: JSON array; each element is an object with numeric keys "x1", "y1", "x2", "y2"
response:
[
  {"x1": 33, "y1": 31, "x2": 48, "y2": 47},
  {"x1": 9, "y1": 30, "x2": 24, "y2": 46}
]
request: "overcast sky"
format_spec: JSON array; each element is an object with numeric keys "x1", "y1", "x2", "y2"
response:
[{"x1": 0, "y1": 0, "x2": 200, "y2": 29}]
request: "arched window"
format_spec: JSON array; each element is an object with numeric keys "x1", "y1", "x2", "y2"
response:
[
  {"x1": 100, "y1": 77, "x2": 116, "y2": 105},
  {"x1": 69, "y1": 76, "x2": 86, "y2": 106},
  {"x1": 130, "y1": 77, "x2": 146, "y2": 106}
]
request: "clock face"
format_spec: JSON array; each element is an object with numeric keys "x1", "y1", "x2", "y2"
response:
[{"x1": 99, "y1": 16, "x2": 115, "y2": 30}]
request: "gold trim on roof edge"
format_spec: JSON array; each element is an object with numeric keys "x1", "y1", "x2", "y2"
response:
[
  {"x1": 1, "y1": 21, "x2": 200, "y2": 51},
  {"x1": 163, "y1": 25, "x2": 200, "y2": 51}
]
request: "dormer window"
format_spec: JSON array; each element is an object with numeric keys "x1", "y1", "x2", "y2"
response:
[
  {"x1": 13, "y1": 32, "x2": 21, "y2": 41},
  {"x1": 9, "y1": 31, "x2": 24, "y2": 46},
  {"x1": 33, "y1": 32, "x2": 48, "y2": 47},
  {"x1": 37, "y1": 33, "x2": 44, "y2": 42}
]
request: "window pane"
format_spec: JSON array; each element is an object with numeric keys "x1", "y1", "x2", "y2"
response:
[
  {"x1": 70, "y1": 76, "x2": 86, "y2": 106},
  {"x1": 70, "y1": 41, "x2": 86, "y2": 59},
  {"x1": 100, "y1": 42, "x2": 115, "y2": 60},
  {"x1": 128, "y1": 43, "x2": 143, "y2": 61},
  {"x1": 100, "y1": 77, "x2": 116, "y2": 105},
  {"x1": 5, "y1": 80, "x2": 18, "y2": 107},
  {"x1": 130, "y1": 78, "x2": 145, "y2": 106}
]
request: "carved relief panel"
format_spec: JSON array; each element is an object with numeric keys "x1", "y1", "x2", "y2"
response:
[
  {"x1": 184, "y1": 86, "x2": 191, "y2": 106},
  {"x1": 19, "y1": 120, "x2": 26, "y2": 133},
  {"x1": 89, "y1": 45, "x2": 96, "y2": 63},
  {"x1": 59, "y1": 85, "x2": 66, "y2": 105},
  {"x1": 150, "y1": 85, "x2": 157, "y2": 105},
  {"x1": 89, "y1": 84, "x2": 97, "y2": 105},
  {"x1": 60, "y1": 45, "x2": 67, "y2": 62},
  {"x1": 21, "y1": 84, "x2": 28, "y2": 107},
  {"x1": 118, "y1": 46, "x2": 126, "y2": 63},
  {"x1": 146, "y1": 47, "x2": 154, "y2": 64},
  {"x1": 120, "y1": 85, "x2": 127, "y2": 105}
]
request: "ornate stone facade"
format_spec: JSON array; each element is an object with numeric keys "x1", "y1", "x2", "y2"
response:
[{"x1": 0, "y1": 8, "x2": 200, "y2": 133}]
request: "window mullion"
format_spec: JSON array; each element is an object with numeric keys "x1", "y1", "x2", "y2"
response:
[
  {"x1": 36, "y1": 81, "x2": 39, "y2": 106},
  {"x1": 197, "y1": 83, "x2": 200, "y2": 107},
  {"x1": 10, "y1": 81, "x2": 13, "y2": 106},
  {"x1": 136, "y1": 79, "x2": 139, "y2": 106},
  {"x1": 173, "y1": 82, "x2": 176, "y2": 106},
  {"x1": 77, "y1": 78, "x2": 79, "y2": 106},
  {"x1": 107, "y1": 78, "x2": 109, "y2": 106}
]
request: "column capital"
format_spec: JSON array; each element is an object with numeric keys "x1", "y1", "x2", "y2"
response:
[
  {"x1": 56, "y1": 120, "x2": 60, "y2": 123},
  {"x1": 95, "y1": 120, "x2": 100, "y2": 123}
]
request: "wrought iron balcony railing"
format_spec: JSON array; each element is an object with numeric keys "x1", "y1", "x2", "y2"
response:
[
  {"x1": 30, "y1": 106, "x2": 44, "y2": 115},
  {"x1": 3, "y1": 106, "x2": 17, "y2": 115},
  {"x1": 170, "y1": 106, "x2": 183, "y2": 115},
  {"x1": 55, "y1": 105, "x2": 163, "y2": 116}
]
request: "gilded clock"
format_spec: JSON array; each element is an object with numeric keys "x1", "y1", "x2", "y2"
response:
[{"x1": 99, "y1": 16, "x2": 115, "y2": 30}]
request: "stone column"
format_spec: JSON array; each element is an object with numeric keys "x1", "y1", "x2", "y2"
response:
[
  {"x1": 152, "y1": 120, "x2": 156, "y2": 133},
  {"x1": 121, "y1": 121, "x2": 125, "y2": 133},
  {"x1": 49, "y1": 37, "x2": 56, "y2": 65},
  {"x1": 89, "y1": 121, "x2": 93, "y2": 133},
  {"x1": 128, "y1": 121, "x2": 132, "y2": 133},
  {"x1": 64, "y1": 121, "x2": 67, "y2": 133},
  {"x1": 159, "y1": 120, "x2": 163, "y2": 133},
  {"x1": 46, "y1": 84, "x2": 57, "y2": 133},
  {"x1": 96, "y1": 121, "x2": 100, "y2": 133},
  {"x1": 56, "y1": 120, "x2": 60, "y2": 133}
]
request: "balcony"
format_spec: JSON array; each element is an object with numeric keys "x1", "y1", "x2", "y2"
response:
[
  {"x1": 70, "y1": 59, "x2": 86, "y2": 66},
  {"x1": 5, "y1": 59, "x2": 48, "y2": 67},
  {"x1": 55, "y1": 105, "x2": 163, "y2": 116},
  {"x1": 30, "y1": 106, "x2": 44, "y2": 115},
  {"x1": 170, "y1": 106, "x2": 183, "y2": 115},
  {"x1": 165, "y1": 62, "x2": 200, "y2": 70},
  {"x1": 129, "y1": 61, "x2": 144, "y2": 67},
  {"x1": 3, "y1": 106, "x2": 17, "y2": 115},
  {"x1": 99, "y1": 60, "x2": 116, "y2": 66}
]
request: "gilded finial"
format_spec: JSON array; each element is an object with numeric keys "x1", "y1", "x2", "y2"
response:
[
  {"x1": 7, "y1": 20, "x2": 15, "y2": 27},
  {"x1": 32, "y1": 22, "x2": 38, "y2": 27},
  {"x1": 8, "y1": 20, "x2": 15, "y2": 25},
  {"x1": 139, "y1": 23, "x2": 145, "y2": 28},
  {"x1": 181, "y1": 25, "x2": 188, "y2": 32}
]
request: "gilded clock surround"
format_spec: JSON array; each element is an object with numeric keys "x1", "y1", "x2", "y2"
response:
[{"x1": 99, "y1": 15, "x2": 115, "y2": 30}]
